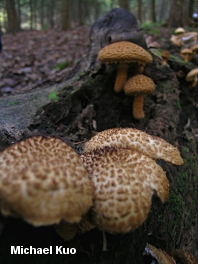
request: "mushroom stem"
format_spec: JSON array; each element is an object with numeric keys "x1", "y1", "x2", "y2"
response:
[
  {"x1": 133, "y1": 96, "x2": 145, "y2": 119},
  {"x1": 114, "y1": 62, "x2": 128, "y2": 93}
]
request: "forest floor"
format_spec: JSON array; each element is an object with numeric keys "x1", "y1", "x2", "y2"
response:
[{"x1": 0, "y1": 26, "x2": 90, "y2": 95}]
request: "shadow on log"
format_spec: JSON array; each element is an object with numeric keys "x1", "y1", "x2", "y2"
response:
[{"x1": 0, "y1": 8, "x2": 198, "y2": 264}]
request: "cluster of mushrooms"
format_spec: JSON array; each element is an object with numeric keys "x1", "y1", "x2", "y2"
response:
[
  {"x1": 97, "y1": 41, "x2": 155, "y2": 119},
  {"x1": 170, "y1": 27, "x2": 198, "y2": 88},
  {"x1": 0, "y1": 128, "x2": 183, "y2": 241}
]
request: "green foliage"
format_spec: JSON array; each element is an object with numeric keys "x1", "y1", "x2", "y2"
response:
[
  {"x1": 47, "y1": 91, "x2": 59, "y2": 101},
  {"x1": 142, "y1": 22, "x2": 161, "y2": 35},
  {"x1": 54, "y1": 61, "x2": 68, "y2": 70}
]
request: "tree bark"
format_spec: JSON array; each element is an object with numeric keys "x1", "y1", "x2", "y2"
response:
[
  {"x1": 61, "y1": 0, "x2": 70, "y2": 30},
  {"x1": 137, "y1": 0, "x2": 142, "y2": 22},
  {"x1": 5, "y1": 0, "x2": 20, "y2": 33},
  {"x1": 151, "y1": 0, "x2": 156, "y2": 22},
  {"x1": 118, "y1": 0, "x2": 130, "y2": 10}
]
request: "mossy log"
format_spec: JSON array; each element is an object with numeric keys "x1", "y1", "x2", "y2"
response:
[{"x1": 0, "y1": 8, "x2": 198, "y2": 264}]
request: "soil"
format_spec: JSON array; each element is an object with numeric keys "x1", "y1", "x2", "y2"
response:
[{"x1": 0, "y1": 25, "x2": 198, "y2": 264}]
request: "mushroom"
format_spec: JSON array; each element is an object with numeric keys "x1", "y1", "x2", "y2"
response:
[
  {"x1": 54, "y1": 212, "x2": 95, "y2": 241},
  {"x1": 186, "y1": 68, "x2": 198, "y2": 88},
  {"x1": 83, "y1": 127, "x2": 184, "y2": 166},
  {"x1": 0, "y1": 136, "x2": 93, "y2": 226},
  {"x1": 123, "y1": 74, "x2": 155, "y2": 119},
  {"x1": 145, "y1": 243, "x2": 176, "y2": 264},
  {"x1": 190, "y1": 43, "x2": 198, "y2": 54},
  {"x1": 172, "y1": 249, "x2": 198, "y2": 264},
  {"x1": 81, "y1": 147, "x2": 169, "y2": 233},
  {"x1": 174, "y1": 27, "x2": 185, "y2": 35},
  {"x1": 161, "y1": 50, "x2": 170, "y2": 66},
  {"x1": 180, "y1": 48, "x2": 194, "y2": 62},
  {"x1": 98, "y1": 41, "x2": 152, "y2": 93}
]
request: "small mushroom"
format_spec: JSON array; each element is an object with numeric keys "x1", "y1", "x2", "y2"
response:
[
  {"x1": 161, "y1": 50, "x2": 170, "y2": 66},
  {"x1": 190, "y1": 43, "x2": 198, "y2": 54},
  {"x1": 123, "y1": 74, "x2": 155, "y2": 119},
  {"x1": 83, "y1": 127, "x2": 184, "y2": 166},
  {"x1": 180, "y1": 48, "x2": 194, "y2": 62},
  {"x1": 98, "y1": 41, "x2": 152, "y2": 93},
  {"x1": 174, "y1": 27, "x2": 185, "y2": 35},
  {"x1": 172, "y1": 249, "x2": 198, "y2": 264},
  {"x1": 0, "y1": 136, "x2": 93, "y2": 226},
  {"x1": 81, "y1": 147, "x2": 169, "y2": 233},
  {"x1": 145, "y1": 243, "x2": 176, "y2": 264},
  {"x1": 186, "y1": 68, "x2": 198, "y2": 88}
]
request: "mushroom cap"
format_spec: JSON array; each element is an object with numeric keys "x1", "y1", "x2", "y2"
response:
[
  {"x1": 124, "y1": 74, "x2": 155, "y2": 96},
  {"x1": 81, "y1": 147, "x2": 169, "y2": 233},
  {"x1": 146, "y1": 244, "x2": 176, "y2": 264},
  {"x1": 175, "y1": 27, "x2": 185, "y2": 34},
  {"x1": 161, "y1": 50, "x2": 170, "y2": 59},
  {"x1": 180, "y1": 48, "x2": 193, "y2": 55},
  {"x1": 190, "y1": 43, "x2": 198, "y2": 52},
  {"x1": 186, "y1": 68, "x2": 198, "y2": 81},
  {"x1": 0, "y1": 136, "x2": 93, "y2": 226},
  {"x1": 83, "y1": 128, "x2": 184, "y2": 165},
  {"x1": 98, "y1": 41, "x2": 152, "y2": 65}
]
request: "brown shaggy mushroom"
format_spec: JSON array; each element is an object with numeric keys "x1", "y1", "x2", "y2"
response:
[
  {"x1": 84, "y1": 127, "x2": 184, "y2": 166},
  {"x1": 0, "y1": 136, "x2": 93, "y2": 226},
  {"x1": 81, "y1": 147, "x2": 169, "y2": 233},
  {"x1": 98, "y1": 41, "x2": 152, "y2": 93},
  {"x1": 123, "y1": 74, "x2": 155, "y2": 119}
]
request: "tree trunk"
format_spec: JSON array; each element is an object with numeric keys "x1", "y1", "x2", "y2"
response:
[
  {"x1": 5, "y1": 0, "x2": 20, "y2": 33},
  {"x1": 118, "y1": 0, "x2": 130, "y2": 10},
  {"x1": 61, "y1": 0, "x2": 70, "y2": 30},
  {"x1": 188, "y1": 0, "x2": 194, "y2": 18},
  {"x1": 137, "y1": 0, "x2": 142, "y2": 22},
  {"x1": 151, "y1": 0, "x2": 156, "y2": 22},
  {"x1": 167, "y1": 0, "x2": 192, "y2": 27},
  {"x1": 40, "y1": 0, "x2": 45, "y2": 29}
]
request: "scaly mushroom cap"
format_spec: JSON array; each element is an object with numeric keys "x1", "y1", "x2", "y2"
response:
[
  {"x1": 81, "y1": 147, "x2": 169, "y2": 233},
  {"x1": 124, "y1": 74, "x2": 155, "y2": 96},
  {"x1": 98, "y1": 41, "x2": 152, "y2": 65},
  {"x1": 83, "y1": 128, "x2": 184, "y2": 165},
  {"x1": 0, "y1": 136, "x2": 93, "y2": 226}
]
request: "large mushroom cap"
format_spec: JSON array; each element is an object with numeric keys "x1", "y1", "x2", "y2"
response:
[
  {"x1": 180, "y1": 48, "x2": 193, "y2": 62},
  {"x1": 124, "y1": 74, "x2": 155, "y2": 96},
  {"x1": 0, "y1": 136, "x2": 93, "y2": 226},
  {"x1": 84, "y1": 128, "x2": 184, "y2": 165},
  {"x1": 98, "y1": 41, "x2": 152, "y2": 65},
  {"x1": 81, "y1": 147, "x2": 169, "y2": 233}
]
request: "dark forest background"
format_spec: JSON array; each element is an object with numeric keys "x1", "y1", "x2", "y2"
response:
[{"x1": 1, "y1": 0, "x2": 198, "y2": 34}]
